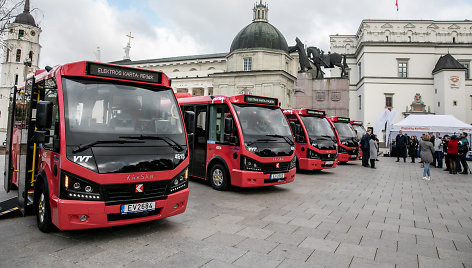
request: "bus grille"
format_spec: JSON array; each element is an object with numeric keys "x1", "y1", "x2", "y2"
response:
[
  {"x1": 102, "y1": 180, "x2": 170, "y2": 206},
  {"x1": 261, "y1": 162, "x2": 290, "y2": 174}
]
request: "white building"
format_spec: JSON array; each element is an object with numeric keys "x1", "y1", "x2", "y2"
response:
[
  {"x1": 0, "y1": 0, "x2": 41, "y2": 131},
  {"x1": 330, "y1": 20, "x2": 472, "y2": 137},
  {"x1": 118, "y1": 1, "x2": 299, "y2": 108}
]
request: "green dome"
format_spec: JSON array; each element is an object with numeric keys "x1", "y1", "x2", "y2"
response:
[{"x1": 230, "y1": 22, "x2": 288, "y2": 53}]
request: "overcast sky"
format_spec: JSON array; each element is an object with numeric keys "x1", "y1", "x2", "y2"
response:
[{"x1": 25, "y1": 0, "x2": 472, "y2": 67}]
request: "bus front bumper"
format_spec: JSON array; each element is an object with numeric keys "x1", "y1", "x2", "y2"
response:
[
  {"x1": 231, "y1": 168, "x2": 296, "y2": 187},
  {"x1": 338, "y1": 153, "x2": 359, "y2": 162},
  {"x1": 298, "y1": 158, "x2": 338, "y2": 170},
  {"x1": 51, "y1": 189, "x2": 189, "y2": 231}
]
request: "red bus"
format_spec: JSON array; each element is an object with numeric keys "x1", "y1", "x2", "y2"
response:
[
  {"x1": 351, "y1": 120, "x2": 367, "y2": 158},
  {"x1": 283, "y1": 109, "x2": 338, "y2": 170},
  {"x1": 2, "y1": 61, "x2": 190, "y2": 232},
  {"x1": 327, "y1": 116, "x2": 360, "y2": 163},
  {"x1": 177, "y1": 94, "x2": 296, "y2": 190}
]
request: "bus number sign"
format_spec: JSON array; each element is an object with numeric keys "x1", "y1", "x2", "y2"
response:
[
  {"x1": 306, "y1": 109, "x2": 325, "y2": 116},
  {"x1": 244, "y1": 95, "x2": 278, "y2": 106},
  {"x1": 87, "y1": 63, "x2": 162, "y2": 84}
]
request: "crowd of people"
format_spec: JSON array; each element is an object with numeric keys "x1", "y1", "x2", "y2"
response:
[{"x1": 393, "y1": 130, "x2": 470, "y2": 180}]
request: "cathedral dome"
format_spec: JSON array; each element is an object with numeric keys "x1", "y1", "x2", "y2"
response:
[
  {"x1": 14, "y1": 0, "x2": 36, "y2": 27},
  {"x1": 230, "y1": 2, "x2": 288, "y2": 53}
]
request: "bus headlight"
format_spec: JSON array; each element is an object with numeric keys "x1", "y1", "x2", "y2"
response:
[
  {"x1": 60, "y1": 171, "x2": 102, "y2": 200},
  {"x1": 241, "y1": 156, "x2": 262, "y2": 172},
  {"x1": 167, "y1": 168, "x2": 188, "y2": 194},
  {"x1": 290, "y1": 156, "x2": 297, "y2": 169},
  {"x1": 307, "y1": 149, "x2": 320, "y2": 159}
]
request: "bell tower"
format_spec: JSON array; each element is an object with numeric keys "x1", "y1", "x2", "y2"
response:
[
  {"x1": 0, "y1": 0, "x2": 41, "y2": 129},
  {"x1": 253, "y1": 1, "x2": 269, "y2": 22}
]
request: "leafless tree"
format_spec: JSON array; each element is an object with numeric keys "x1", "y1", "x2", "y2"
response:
[{"x1": 0, "y1": 0, "x2": 26, "y2": 46}]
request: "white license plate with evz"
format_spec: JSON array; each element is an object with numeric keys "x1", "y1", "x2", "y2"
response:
[
  {"x1": 121, "y1": 201, "x2": 156, "y2": 214},
  {"x1": 350, "y1": 155, "x2": 357, "y2": 158},
  {"x1": 270, "y1": 173, "x2": 285, "y2": 180},
  {"x1": 325, "y1": 161, "x2": 333, "y2": 165}
]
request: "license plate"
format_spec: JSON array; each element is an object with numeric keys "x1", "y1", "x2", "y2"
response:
[
  {"x1": 350, "y1": 155, "x2": 357, "y2": 159},
  {"x1": 270, "y1": 173, "x2": 285, "y2": 180},
  {"x1": 121, "y1": 201, "x2": 156, "y2": 214},
  {"x1": 325, "y1": 161, "x2": 333, "y2": 165}
]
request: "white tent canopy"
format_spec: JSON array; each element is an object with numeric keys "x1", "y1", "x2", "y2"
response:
[{"x1": 391, "y1": 115, "x2": 472, "y2": 133}]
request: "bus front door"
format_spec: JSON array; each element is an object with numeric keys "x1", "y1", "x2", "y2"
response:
[{"x1": 191, "y1": 105, "x2": 208, "y2": 179}]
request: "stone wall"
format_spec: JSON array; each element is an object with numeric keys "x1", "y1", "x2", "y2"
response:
[{"x1": 293, "y1": 72, "x2": 349, "y2": 117}]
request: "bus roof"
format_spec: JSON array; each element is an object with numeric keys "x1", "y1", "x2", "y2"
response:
[
  {"x1": 177, "y1": 94, "x2": 280, "y2": 107},
  {"x1": 32, "y1": 61, "x2": 171, "y2": 88},
  {"x1": 328, "y1": 116, "x2": 351, "y2": 123},
  {"x1": 283, "y1": 108, "x2": 326, "y2": 117}
]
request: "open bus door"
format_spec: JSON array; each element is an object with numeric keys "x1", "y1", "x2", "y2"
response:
[{"x1": 1, "y1": 77, "x2": 39, "y2": 216}]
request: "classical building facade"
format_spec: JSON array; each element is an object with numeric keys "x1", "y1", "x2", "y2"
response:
[
  {"x1": 330, "y1": 20, "x2": 472, "y2": 134},
  {"x1": 119, "y1": 1, "x2": 299, "y2": 108},
  {"x1": 0, "y1": 0, "x2": 41, "y2": 131}
]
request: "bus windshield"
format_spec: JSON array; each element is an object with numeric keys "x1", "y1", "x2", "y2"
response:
[
  {"x1": 63, "y1": 78, "x2": 186, "y2": 147},
  {"x1": 333, "y1": 122, "x2": 357, "y2": 140},
  {"x1": 300, "y1": 116, "x2": 336, "y2": 141},
  {"x1": 352, "y1": 124, "x2": 366, "y2": 139},
  {"x1": 233, "y1": 104, "x2": 294, "y2": 145}
]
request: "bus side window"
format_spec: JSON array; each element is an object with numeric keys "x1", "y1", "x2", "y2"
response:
[
  {"x1": 286, "y1": 115, "x2": 305, "y2": 143},
  {"x1": 43, "y1": 79, "x2": 59, "y2": 152},
  {"x1": 209, "y1": 104, "x2": 237, "y2": 144}
]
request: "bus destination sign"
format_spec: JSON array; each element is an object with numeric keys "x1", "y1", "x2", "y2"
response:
[
  {"x1": 306, "y1": 109, "x2": 326, "y2": 116},
  {"x1": 87, "y1": 63, "x2": 162, "y2": 84},
  {"x1": 337, "y1": 117, "x2": 350, "y2": 122},
  {"x1": 352, "y1": 121, "x2": 363, "y2": 125},
  {"x1": 244, "y1": 95, "x2": 278, "y2": 106}
]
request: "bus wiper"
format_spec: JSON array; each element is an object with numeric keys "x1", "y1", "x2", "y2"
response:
[
  {"x1": 266, "y1": 134, "x2": 294, "y2": 146},
  {"x1": 119, "y1": 135, "x2": 184, "y2": 152},
  {"x1": 72, "y1": 140, "x2": 144, "y2": 154},
  {"x1": 246, "y1": 139, "x2": 277, "y2": 147}
]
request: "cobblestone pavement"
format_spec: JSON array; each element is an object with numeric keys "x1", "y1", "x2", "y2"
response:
[{"x1": 1, "y1": 156, "x2": 471, "y2": 267}]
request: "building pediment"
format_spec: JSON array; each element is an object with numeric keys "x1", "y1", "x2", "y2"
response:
[
  {"x1": 448, "y1": 24, "x2": 460, "y2": 30},
  {"x1": 381, "y1": 23, "x2": 393, "y2": 29},
  {"x1": 427, "y1": 23, "x2": 439, "y2": 29},
  {"x1": 404, "y1": 23, "x2": 416, "y2": 29},
  {"x1": 344, "y1": 38, "x2": 354, "y2": 43}
]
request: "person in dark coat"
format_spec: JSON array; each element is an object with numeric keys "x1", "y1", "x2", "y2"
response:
[
  {"x1": 408, "y1": 135, "x2": 419, "y2": 163},
  {"x1": 360, "y1": 129, "x2": 372, "y2": 167},
  {"x1": 443, "y1": 135, "x2": 450, "y2": 171},
  {"x1": 396, "y1": 130, "x2": 408, "y2": 162},
  {"x1": 458, "y1": 132, "x2": 469, "y2": 175}
]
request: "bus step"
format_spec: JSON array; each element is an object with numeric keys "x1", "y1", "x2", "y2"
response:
[{"x1": 0, "y1": 197, "x2": 20, "y2": 217}]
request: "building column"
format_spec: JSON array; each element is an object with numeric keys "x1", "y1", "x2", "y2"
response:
[{"x1": 204, "y1": 87, "x2": 209, "y2": 96}]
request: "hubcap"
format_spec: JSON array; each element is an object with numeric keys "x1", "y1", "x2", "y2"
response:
[
  {"x1": 38, "y1": 193, "x2": 45, "y2": 223},
  {"x1": 212, "y1": 169, "x2": 224, "y2": 187}
]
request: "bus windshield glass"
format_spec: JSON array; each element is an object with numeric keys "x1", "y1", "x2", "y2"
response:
[
  {"x1": 333, "y1": 122, "x2": 357, "y2": 140},
  {"x1": 300, "y1": 116, "x2": 336, "y2": 141},
  {"x1": 233, "y1": 104, "x2": 294, "y2": 145},
  {"x1": 352, "y1": 124, "x2": 366, "y2": 139},
  {"x1": 62, "y1": 78, "x2": 186, "y2": 147}
]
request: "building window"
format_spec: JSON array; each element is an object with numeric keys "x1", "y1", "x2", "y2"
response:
[
  {"x1": 5, "y1": 48, "x2": 10, "y2": 62},
  {"x1": 18, "y1": 29, "x2": 24, "y2": 39},
  {"x1": 28, "y1": 51, "x2": 33, "y2": 60},
  {"x1": 285, "y1": 61, "x2": 289, "y2": 72},
  {"x1": 398, "y1": 61, "x2": 408, "y2": 78},
  {"x1": 14, "y1": 74, "x2": 18, "y2": 85},
  {"x1": 243, "y1": 57, "x2": 252, "y2": 71},
  {"x1": 358, "y1": 95, "x2": 362, "y2": 110},
  {"x1": 460, "y1": 62, "x2": 470, "y2": 79},
  {"x1": 385, "y1": 93, "x2": 394, "y2": 108},
  {"x1": 408, "y1": 36, "x2": 412, "y2": 42},
  {"x1": 358, "y1": 62, "x2": 362, "y2": 80},
  {"x1": 15, "y1": 49, "x2": 21, "y2": 62},
  {"x1": 453, "y1": 37, "x2": 456, "y2": 43},
  {"x1": 453, "y1": 100, "x2": 457, "y2": 106},
  {"x1": 438, "y1": 101, "x2": 440, "y2": 107}
]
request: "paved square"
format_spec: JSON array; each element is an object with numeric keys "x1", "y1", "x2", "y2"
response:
[{"x1": 1, "y1": 156, "x2": 471, "y2": 267}]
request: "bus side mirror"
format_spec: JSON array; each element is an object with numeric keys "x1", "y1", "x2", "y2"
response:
[
  {"x1": 32, "y1": 130, "x2": 49, "y2": 144},
  {"x1": 184, "y1": 111, "x2": 195, "y2": 134},
  {"x1": 224, "y1": 117, "x2": 234, "y2": 134},
  {"x1": 36, "y1": 101, "x2": 53, "y2": 129}
]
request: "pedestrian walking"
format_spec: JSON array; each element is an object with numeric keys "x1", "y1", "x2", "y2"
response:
[
  {"x1": 408, "y1": 136, "x2": 418, "y2": 163},
  {"x1": 447, "y1": 135, "x2": 459, "y2": 174},
  {"x1": 433, "y1": 133, "x2": 443, "y2": 168},
  {"x1": 458, "y1": 132, "x2": 470, "y2": 175},
  {"x1": 369, "y1": 134, "x2": 378, "y2": 168},
  {"x1": 396, "y1": 130, "x2": 407, "y2": 162},
  {"x1": 419, "y1": 134, "x2": 435, "y2": 180},
  {"x1": 360, "y1": 129, "x2": 371, "y2": 167}
]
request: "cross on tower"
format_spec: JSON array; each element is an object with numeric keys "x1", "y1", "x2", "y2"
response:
[{"x1": 126, "y1": 32, "x2": 134, "y2": 45}]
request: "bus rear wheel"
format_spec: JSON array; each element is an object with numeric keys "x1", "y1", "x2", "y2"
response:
[
  {"x1": 209, "y1": 163, "x2": 229, "y2": 191},
  {"x1": 36, "y1": 183, "x2": 53, "y2": 233}
]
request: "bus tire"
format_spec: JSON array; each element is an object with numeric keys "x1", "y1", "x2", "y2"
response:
[
  {"x1": 35, "y1": 183, "x2": 53, "y2": 233},
  {"x1": 209, "y1": 163, "x2": 229, "y2": 191}
]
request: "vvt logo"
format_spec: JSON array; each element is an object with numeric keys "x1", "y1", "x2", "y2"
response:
[{"x1": 73, "y1": 155, "x2": 93, "y2": 162}]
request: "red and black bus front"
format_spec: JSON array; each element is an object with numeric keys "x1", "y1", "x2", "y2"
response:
[
  {"x1": 284, "y1": 109, "x2": 338, "y2": 170},
  {"x1": 351, "y1": 120, "x2": 366, "y2": 158},
  {"x1": 328, "y1": 116, "x2": 359, "y2": 162}
]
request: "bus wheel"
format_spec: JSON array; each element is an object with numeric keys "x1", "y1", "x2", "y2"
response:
[
  {"x1": 36, "y1": 184, "x2": 53, "y2": 233},
  {"x1": 209, "y1": 163, "x2": 229, "y2": 191}
]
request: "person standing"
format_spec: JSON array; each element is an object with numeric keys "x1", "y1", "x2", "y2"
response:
[
  {"x1": 443, "y1": 135, "x2": 450, "y2": 172},
  {"x1": 458, "y1": 132, "x2": 470, "y2": 175},
  {"x1": 419, "y1": 134, "x2": 435, "y2": 180},
  {"x1": 360, "y1": 129, "x2": 371, "y2": 167},
  {"x1": 396, "y1": 130, "x2": 407, "y2": 162},
  {"x1": 408, "y1": 136, "x2": 419, "y2": 163},
  {"x1": 433, "y1": 133, "x2": 443, "y2": 168},
  {"x1": 369, "y1": 134, "x2": 379, "y2": 168},
  {"x1": 447, "y1": 135, "x2": 459, "y2": 174}
]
